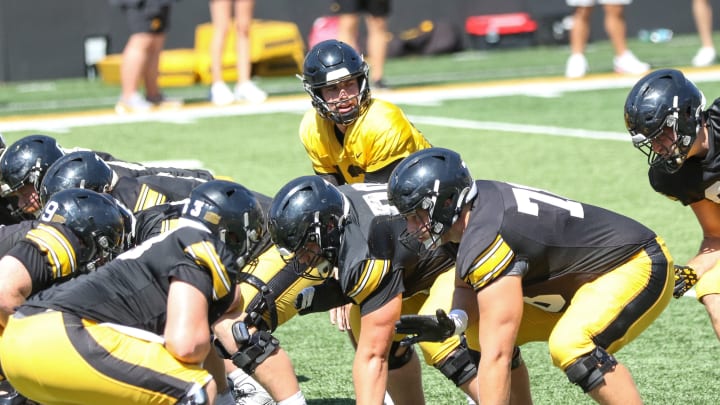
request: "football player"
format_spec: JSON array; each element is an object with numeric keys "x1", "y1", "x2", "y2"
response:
[
  {"x1": 0, "y1": 135, "x2": 65, "y2": 221},
  {"x1": 0, "y1": 188, "x2": 125, "y2": 331},
  {"x1": 624, "y1": 68, "x2": 720, "y2": 340},
  {"x1": 0, "y1": 180, "x2": 263, "y2": 405},
  {"x1": 0, "y1": 188, "x2": 125, "y2": 405},
  {"x1": 134, "y1": 190, "x2": 311, "y2": 405},
  {"x1": 386, "y1": 148, "x2": 674, "y2": 404},
  {"x1": 0, "y1": 135, "x2": 215, "y2": 225},
  {"x1": 298, "y1": 39, "x2": 431, "y2": 186},
  {"x1": 39, "y1": 150, "x2": 211, "y2": 249},
  {"x1": 267, "y1": 176, "x2": 513, "y2": 405}
]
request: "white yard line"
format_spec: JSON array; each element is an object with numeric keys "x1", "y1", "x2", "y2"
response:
[
  {"x1": 2, "y1": 69, "x2": 720, "y2": 137},
  {"x1": 407, "y1": 116, "x2": 629, "y2": 141}
]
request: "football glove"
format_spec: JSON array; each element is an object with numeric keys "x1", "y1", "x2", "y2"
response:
[
  {"x1": 396, "y1": 309, "x2": 468, "y2": 347},
  {"x1": 294, "y1": 278, "x2": 350, "y2": 315},
  {"x1": 673, "y1": 265, "x2": 698, "y2": 299}
]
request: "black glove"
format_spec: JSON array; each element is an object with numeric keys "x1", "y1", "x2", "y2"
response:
[
  {"x1": 674, "y1": 265, "x2": 698, "y2": 298},
  {"x1": 294, "y1": 278, "x2": 349, "y2": 315},
  {"x1": 395, "y1": 309, "x2": 457, "y2": 347}
]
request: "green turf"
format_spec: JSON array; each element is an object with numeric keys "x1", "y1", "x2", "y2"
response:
[
  {"x1": 0, "y1": 32, "x2": 713, "y2": 116},
  {"x1": 2, "y1": 32, "x2": 720, "y2": 404}
]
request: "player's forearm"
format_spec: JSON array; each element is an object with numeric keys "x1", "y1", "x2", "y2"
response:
[{"x1": 687, "y1": 239, "x2": 720, "y2": 276}]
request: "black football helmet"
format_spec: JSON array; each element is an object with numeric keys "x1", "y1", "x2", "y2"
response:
[
  {"x1": 39, "y1": 151, "x2": 115, "y2": 205},
  {"x1": 300, "y1": 39, "x2": 371, "y2": 125},
  {"x1": 0, "y1": 134, "x2": 64, "y2": 196},
  {"x1": 182, "y1": 180, "x2": 264, "y2": 267},
  {"x1": 267, "y1": 175, "x2": 348, "y2": 279},
  {"x1": 39, "y1": 188, "x2": 125, "y2": 271},
  {"x1": 624, "y1": 69, "x2": 706, "y2": 173},
  {"x1": 387, "y1": 148, "x2": 476, "y2": 248}
]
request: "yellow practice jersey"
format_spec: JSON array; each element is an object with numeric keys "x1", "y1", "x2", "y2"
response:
[{"x1": 299, "y1": 98, "x2": 431, "y2": 183}]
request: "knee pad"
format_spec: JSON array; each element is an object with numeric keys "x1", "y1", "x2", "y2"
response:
[
  {"x1": 388, "y1": 341, "x2": 415, "y2": 370},
  {"x1": 231, "y1": 330, "x2": 280, "y2": 375},
  {"x1": 435, "y1": 346, "x2": 478, "y2": 386},
  {"x1": 565, "y1": 347, "x2": 617, "y2": 393}
]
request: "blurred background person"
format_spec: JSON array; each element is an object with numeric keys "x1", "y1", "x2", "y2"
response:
[
  {"x1": 113, "y1": 0, "x2": 182, "y2": 114},
  {"x1": 692, "y1": 0, "x2": 716, "y2": 67},
  {"x1": 565, "y1": 0, "x2": 650, "y2": 78},
  {"x1": 331, "y1": 0, "x2": 391, "y2": 89},
  {"x1": 208, "y1": 0, "x2": 268, "y2": 105}
]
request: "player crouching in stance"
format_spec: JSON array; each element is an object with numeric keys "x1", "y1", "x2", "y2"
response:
[
  {"x1": 387, "y1": 148, "x2": 674, "y2": 405},
  {"x1": 0, "y1": 180, "x2": 268, "y2": 405},
  {"x1": 267, "y1": 176, "x2": 516, "y2": 405}
]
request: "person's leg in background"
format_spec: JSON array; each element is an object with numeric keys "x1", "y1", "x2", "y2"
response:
[
  {"x1": 603, "y1": 2, "x2": 649, "y2": 74},
  {"x1": 337, "y1": 9, "x2": 361, "y2": 50},
  {"x1": 565, "y1": 4, "x2": 592, "y2": 78},
  {"x1": 364, "y1": 12, "x2": 389, "y2": 88},
  {"x1": 209, "y1": 0, "x2": 236, "y2": 105},
  {"x1": 119, "y1": 32, "x2": 155, "y2": 112},
  {"x1": 692, "y1": 0, "x2": 716, "y2": 66},
  {"x1": 232, "y1": 0, "x2": 267, "y2": 103},
  {"x1": 117, "y1": 1, "x2": 180, "y2": 113}
]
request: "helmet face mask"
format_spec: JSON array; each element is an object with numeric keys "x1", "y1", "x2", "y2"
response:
[
  {"x1": 0, "y1": 135, "x2": 65, "y2": 218},
  {"x1": 39, "y1": 188, "x2": 125, "y2": 271},
  {"x1": 300, "y1": 39, "x2": 371, "y2": 125},
  {"x1": 388, "y1": 148, "x2": 476, "y2": 248},
  {"x1": 0, "y1": 135, "x2": 64, "y2": 196},
  {"x1": 268, "y1": 175, "x2": 347, "y2": 280},
  {"x1": 625, "y1": 69, "x2": 706, "y2": 173}
]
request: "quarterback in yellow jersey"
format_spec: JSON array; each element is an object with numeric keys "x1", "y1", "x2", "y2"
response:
[{"x1": 298, "y1": 39, "x2": 431, "y2": 185}]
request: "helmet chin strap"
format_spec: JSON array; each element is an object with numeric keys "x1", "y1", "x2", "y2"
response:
[{"x1": 422, "y1": 180, "x2": 444, "y2": 249}]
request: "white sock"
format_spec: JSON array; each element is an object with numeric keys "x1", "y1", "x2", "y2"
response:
[
  {"x1": 276, "y1": 390, "x2": 306, "y2": 405},
  {"x1": 228, "y1": 368, "x2": 249, "y2": 386}
]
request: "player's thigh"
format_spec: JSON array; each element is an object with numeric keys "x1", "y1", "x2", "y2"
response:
[
  {"x1": 414, "y1": 268, "x2": 463, "y2": 365},
  {"x1": 238, "y1": 248, "x2": 323, "y2": 328},
  {"x1": 548, "y1": 239, "x2": 672, "y2": 369},
  {"x1": 2, "y1": 311, "x2": 211, "y2": 405}
]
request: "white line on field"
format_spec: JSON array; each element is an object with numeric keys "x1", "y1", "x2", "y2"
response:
[
  {"x1": 408, "y1": 116, "x2": 630, "y2": 141},
  {"x1": 2, "y1": 68, "x2": 720, "y2": 136}
]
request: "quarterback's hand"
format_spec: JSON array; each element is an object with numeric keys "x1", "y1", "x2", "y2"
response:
[
  {"x1": 673, "y1": 265, "x2": 698, "y2": 298},
  {"x1": 396, "y1": 309, "x2": 467, "y2": 347}
]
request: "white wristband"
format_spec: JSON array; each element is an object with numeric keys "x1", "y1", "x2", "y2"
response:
[{"x1": 448, "y1": 309, "x2": 468, "y2": 335}]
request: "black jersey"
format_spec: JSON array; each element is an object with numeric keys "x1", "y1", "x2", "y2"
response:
[
  {"x1": 106, "y1": 160, "x2": 215, "y2": 181},
  {"x1": 22, "y1": 220, "x2": 239, "y2": 334},
  {"x1": 336, "y1": 183, "x2": 456, "y2": 315},
  {"x1": 110, "y1": 175, "x2": 206, "y2": 213},
  {"x1": 457, "y1": 181, "x2": 657, "y2": 301},
  {"x1": 133, "y1": 200, "x2": 186, "y2": 245},
  {"x1": 0, "y1": 220, "x2": 36, "y2": 257},
  {"x1": 649, "y1": 98, "x2": 720, "y2": 205},
  {"x1": 132, "y1": 190, "x2": 274, "y2": 254},
  {"x1": 5, "y1": 222, "x2": 87, "y2": 296},
  {"x1": 0, "y1": 196, "x2": 20, "y2": 225}
]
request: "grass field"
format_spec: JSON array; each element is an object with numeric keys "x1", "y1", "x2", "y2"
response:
[{"x1": 2, "y1": 33, "x2": 720, "y2": 403}]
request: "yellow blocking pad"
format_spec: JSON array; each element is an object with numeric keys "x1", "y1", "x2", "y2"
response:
[
  {"x1": 97, "y1": 49, "x2": 199, "y2": 88},
  {"x1": 97, "y1": 20, "x2": 305, "y2": 87},
  {"x1": 194, "y1": 19, "x2": 306, "y2": 84}
]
